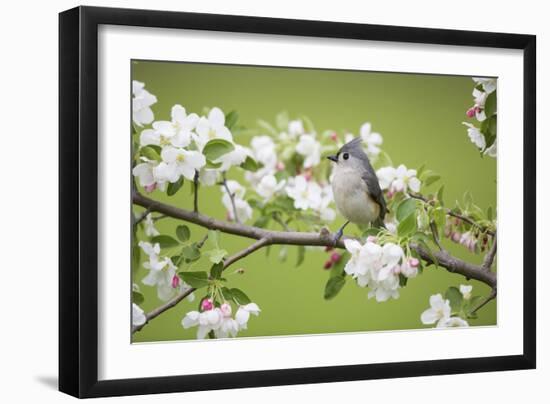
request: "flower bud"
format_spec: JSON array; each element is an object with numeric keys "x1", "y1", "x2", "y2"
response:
[
  {"x1": 466, "y1": 107, "x2": 476, "y2": 118},
  {"x1": 452, "y1": 232, "x2": 461, "y2": 243},
  {"x1": 330, "y1": 252, "x2": 342, "y2": 263},
  {"x1": 409, "y1": 257, "x2": 420, "y2": 268},
  {"x1": 220, "y1": 302, "x2": 232, "y2": 317},
  {"x1": 366, "y1": 235, "x2": 377, "y2": 243},
  {"x1": 144, "y1": 183, "x2": 157, "y2": 193},
  {"x1": 276, "y1": 161, "x2": 285, "y2": 171},
  {"x1": 171, "y1": 275, "x2": 180, "y2": 289},
  {"x1": 323, "y1": 260, "x2": 333, "y2": 270},
  {"x1": 201, "y1": 298, "x2": 214, "y2": 311},
  {"x1": 330, "y1": 132, "x2": 338, "y2": 141}
]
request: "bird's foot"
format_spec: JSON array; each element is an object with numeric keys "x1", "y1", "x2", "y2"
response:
[{"x1": 332, "y1": 228, "x2": 344, "y2": 247}]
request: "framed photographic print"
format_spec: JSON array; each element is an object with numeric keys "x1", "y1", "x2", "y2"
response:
[{"x1": 59, "y1": 6, "x2": 536, "y2": 398}]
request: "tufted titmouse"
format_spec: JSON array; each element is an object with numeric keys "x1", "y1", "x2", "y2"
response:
[{"x1": 327, "y1": 137, "x2": 387, "y2": 242}]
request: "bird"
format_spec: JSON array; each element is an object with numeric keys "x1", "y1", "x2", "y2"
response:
[{"x1": 327, "y1": 137, "x2": 387, "y2": 243}]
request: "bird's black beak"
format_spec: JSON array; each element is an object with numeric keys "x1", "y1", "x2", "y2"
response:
[{"x1": 327, "y1": 154, "x2": 338, "y2": 162}]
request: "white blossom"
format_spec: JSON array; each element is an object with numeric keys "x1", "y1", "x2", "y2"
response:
[
  {"x1": 439, "y1": 317, "x2": 469, "y2": 327},
  {"x1": 484, "y1": 141, "x2": 497, "y2": 158},
  {"x1": 140, "y1": 105, "x2": 198, "y2": 148},
  {"x1": 221, "y1": 180, "x2": 253, "y2": 222},
  {"x1": 194, "y1": 107, "x2": 233, "y2": 150},
  {"x1": 132, "y1": 303, "x2": 146, "y2": 327},
  {"x1": 154, "y1": 146, "x2": 206, "y2": 183},
  {"x1": 286, "y1": 175, "x2": 322, "y2": 210},
  {"x1": 132, "y1": 158, "x2": 159, "y2": 189},
  {"x1": 257, "y1": 174, "x2": 286, "y2": 201},
  {"x1": 462, "y1": 122, "x2": 486, "y2": 150},
  {"x1": 132, "y1": 80, "x2": 157, "y2": 126},
  {"x1": 250, "y1": 135, "x2": 277, "y2": 169},
  {"x1": 473, "y1": 77, "x2": 497, "y2": 94},
  {"x1": 376, "y1": 165, "x2": 421, "y2": 194},
  {"x1": 198, "y1": 168, "x2": 219, "y2": 186},
  {"x1": 215, "y1": 144, "x2": 251, "y2": 172},
  {"x1": 460, "y1": 285, "x2": 473, "y2": 299},
  {"x1": 296, "y1": 134, "x2": 321, "y2": 168},
  {"x1": 143, "y1": 213, "x2": 159, "y2": 237},
  {"x1": 288, "y1": 119, "x2": 305, "y2": 137},
  {"x1": 235, "y1": 303, "x2": 261, "y2": 330},
  {"x1": 359, "y1": 122, "x2": 383, "y2": 157},
  {"x1": 420, "y1": 294, "x2": 451, "y2": 326}
]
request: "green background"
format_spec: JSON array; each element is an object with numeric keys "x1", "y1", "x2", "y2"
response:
[{"x1": 132, "y1": 60, "x2": 497, "y2": 343}]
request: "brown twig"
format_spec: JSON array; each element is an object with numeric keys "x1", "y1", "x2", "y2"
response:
[
  {"x1": 222, "y1": 173, "x2": 240, "y2": 223},
  {"x1": 470, "y1": 289, "x2": 497, "y2": 315},
  {"x1": 482, "y1": 234, "x2": 497, "y2": 271},
  {"x1": 193, "y1": 170, "x2": 199, "y2": 213}
]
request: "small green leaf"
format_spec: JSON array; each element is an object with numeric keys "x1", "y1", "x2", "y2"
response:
[
  {"x1": 179, "y1": 271, "x2": 209, "y2": 288},
  {"x1": 398, "y1": 273, "x2": 408, "y2": 287},
  {"x1": 204, "y1": 248, "x2": 227, "y2": 264},
  {"x1": 151, "y1": 235, "x2": 180, "y2": 249},
  {"x1": 240, "y1": 156, "x2": 260, "y2": 172},
  {"x1": 487, "y1": 206, "x2": 493, "y2": 221},
  {"x1": 230, "y1": 288, "x2": 251, "y2": 305},
  {"x1": 437, "y1": 185, "x2": 445, "y2": 205},
  {"x1": 253, "y1": 216, "x2": 270, "y2": 228},
  {"x1": 176, "y1": 225, "x2": 190, "y2": 242},
  {"x1": 324, "y1": 276, "x2": 346, "y2": 300},
  {"x1": 140, "y1": 146, "x2": 161, "y2": 161},
  {"x1": 445, "y1": 286, "x2": 464, "y2": 313},
  {"x1": 220, "y1": 287, "x2": 233, "y2": 301},
  {"x1": 362, "y1": 227, "x2": 382, "y2": 239},
  {"x1": 210, "y1": 262, "x2": 224, "y2": 279},
  {"x1": 397, "y1": 213, "x2": 417, "y2": 238},
  {"x1": 296, "y1": 246, "x2": 305, "y2": 267},
  {"x1": 202, "y1": 139, "x2": 235, "y2": 161},
  {"x1": 424, "y1": 174, "x2": 441, "y2": 187},
  {"x1": 275, "y1": 110, "x2": 289, "y2": 131},
  {"x1": 132, "y1": 243, "x2": 141, "y2": 270},
  {"x1": 181, "y1": 244, "x2": 201, "y2": 262},
  {"x1": 484, "y1": 90, "x2": 497, "y2": 117},
  {"x1": 225, "y1": 110, "x2": 239, "y2": 130},
  {"x1": 396, "y1": 198, "x2": 417, "y2": 222},
  {"x1": 167, "y1": 177, "x2": 184, "y2": 196},
  {"x1": 207, "y1": 230, "x2": 220, "y2": 249},
  {"x1": 278, "y1": 246, "x2": 288, "y2": 262},
  {"x1": 433, "y1": 207, "x2": 447, "y2": 238},
  {"x1": 205, "y1": 159, "x2": 223, "y2": 169},
  {"x1": 257, "y1": 119, "x2": 278, "y2": 136},
  {"x1": 132, "y1": 291, "x2": 144, "y2": 305},
  {"x1": 416, "y1": 239, "x2": 438, "y2": 268}
]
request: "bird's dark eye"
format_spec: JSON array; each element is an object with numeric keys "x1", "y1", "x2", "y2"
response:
[{"x1": 342, "y1": 152, "x2": 349, "y2": 160}]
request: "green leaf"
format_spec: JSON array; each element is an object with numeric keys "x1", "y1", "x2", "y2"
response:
[
  {"x1": 445, "y1": 286, "x2": 464, "y2": 313},
  {"x1": 484, "y1": 90, "x2": 497, "y2": 117},
  {"x1": 424, "y1": 173, "x2": 441, "y2": 187},
  {"x1": 324, "y1": 276, "x2": 346, "y2": 300},
  {"x1": 433, "y1": 207, "x2": 447, "y2": 238},
  {"x1": 397, "y1": 212, "x2": 417, "y2": 237},
  {"x1": 179, "y1": 271, "x2": 209, "y2": 288},
  {"x1": 207, "y1": 230, "x2": 220, "y2": 249},
  {"x1": 487, "y1": 206, "x2": 493, "y2": 221},
  {"x1": 220, "y1": 287, "x2": 233, "y2": 301},
  {"x1": 253, "y1": 216, "x2": 270, "y2": 228},
  {"x1": 132, "y1": 291, "x2": 144, "y2": 305},
  {"x1": 437, "y1": 185, "x2": 445, "y2": 205},
  {"x1": 362, "y1": 227, "x2": 382, "y2": 239},
  {"x1": 301, "y1": 115, "x2": 316, "y2": 134},
  {"x1": 398, "y1": 273, "x2": 408, "y2": 287},
  {"x1": 176, "y1": 225, "x2": 191, "y2": 242},
  {"x1": 278, "y1": 246, "x2": 288, "y2": 262},
  {"x1": 151, "y1": 235, "x2": 180, "y2": 249},
  {"x1": 132, "y1": 243, "x2": 141, "y2": 270},
  {"x1": 396, "y1": 198, "x2": 417, "y2": 222},
  {"x1": 140, "y1": 146, "x2": 161, "y2": 161},
  {"x1": 296, "y1": 246, "x2": 305, "y2": 267},
  {"x1": 240, "y1": 156, "x2": 260, "y2": 172},
  {"x1": 230, "y1": 288, "x2": 251, "y2": 305},
  {"x1": 225, "y1": 110, "x2": 239, "y2": 130},
  {"x1": 210, "y1": 262, "x2": 224, "y2": 279},
  {"x1": 275, "y1": 110, "x2": 289, "y2": 131},
  {"x1": 167, "y1": 177, "x2": 184, "y2": 196},
  {"x1": 202, "y1": 139, "x2": 235, "y2": 161},
  {"x1": 181, "y1": 244, "x2": 201, "y2": 262},
  {"x1": 416, "y1": 239, "x2": 438, "y2": 268},
  {"x1": 257, "y1": 119, "x2": 278, "y2": 136},
  {"x1": 330, "y1": 251, "x2": 349, "y2": 278},
  {"x1": 204, "y1": 248, "x2": 228, "y2": 264},
  {"x1": 205, "y1": 159, "x2": 223, "y2": 169}
]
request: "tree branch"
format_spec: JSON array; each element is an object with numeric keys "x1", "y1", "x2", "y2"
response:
[
  {"x1": 193, "y1": 170, "x2": 199, "y2": 213},
  {"x1": 409, "y1": 192, "x2": 495, "y2": 237},
  {"x1": 133, "y1": 192, "x2": 497, "y2": 289},
  {"x1": 470, "y1": 289, "x2": 497, "y2": 314},
  {"x1": 132, "y1": 237, "x2": 270, "y2": 334},
  {"x1": 222, "y1": 172, "x2": 240, "y2": 223},
  {"x1": 482, "y1": 234, "x2": 497, "y2": 271}
]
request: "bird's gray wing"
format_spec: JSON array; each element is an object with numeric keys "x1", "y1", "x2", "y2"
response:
[{"x1": 361, "y1": 171, "x2": 387, "y2": 223}]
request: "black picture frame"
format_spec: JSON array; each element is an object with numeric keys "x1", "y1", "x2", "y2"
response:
[{"x1": 59, "y1": 5, "x2": 536, "y2": 398}]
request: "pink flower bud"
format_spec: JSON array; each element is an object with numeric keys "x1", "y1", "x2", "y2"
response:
[
  {"x1": 201, "y1": 298, "x2": 213, "y2": 311},
  {"x1": 144, "y1": 183, "x2": 157, "y2": 193},
  {"x1": 366, "y1": 236, "x2": 377, "y2": 243},
  {"x1": 409, "y1": 258, "x2": 420, "y2": 268},
  {"x1": 171, "y1": 275, "x2": 180, "y2": 289},
  {"x1": 330, "y1": 132, "x2": 338, "y2": 141},
  {"x1": 387, "y1": 190, "x2": 394, "y2": 199},
  {"x1": 452, "y1": 232, "x2": 461, "y2": 243},
  {"x1": 220, "y1": 302, "x2": 232, "y2": 317},
  {"x1": 276, "y1": 161, "x2": 285, "y2": 171},
  {"x1": 330, "y1": 252, "x2": 342, "y2": 263},
  {"x1": 323, "y1": 260, "x2": 333, "y2": 270},
  {"x1": 466, "y1": 107, "x2": 476, "y2": 118},
  {"x1": 303, "y1": 170, "x2": 313, "y2": 181}
]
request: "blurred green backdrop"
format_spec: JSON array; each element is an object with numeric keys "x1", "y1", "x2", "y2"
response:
[{"x1": 132, "y1": 60, "x2": 496, "y2": 343}]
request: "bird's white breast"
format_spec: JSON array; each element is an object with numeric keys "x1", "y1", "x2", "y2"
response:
[{"x1": 331, "y1": 165, "x2": 380, "y2": 225}]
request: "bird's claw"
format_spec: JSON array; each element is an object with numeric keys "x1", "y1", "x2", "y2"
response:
[{"x1": 332, "y1": 228, "x2": 344, "y2": 247}]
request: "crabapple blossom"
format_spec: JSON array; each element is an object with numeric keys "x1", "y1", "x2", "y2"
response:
[
  {"x1": 359, "y1": 122, "x2": 383, "y2": 157},
  {"x1": 221, "y1": 180, "x2": 253, "y2": 222},
  {"x1": 439, "y1": 317, "x2": 469, "y2": 327},
  {"x1": 194, "y1": 107, "x2": 233, "y2": 150},
  {"x1": 484, "y1": 141, "x2": 497, "y2": 158},
  {"x1": 250, "y1": 135, "x2": 277, "y2": 169},
  {"x1": 376, "y1": 165, "x2": 421, "y2": 194},
  {"x1": 132, "y1": 303, "x2": 146, "y2": 327},
  {"x1": 132, "y1": 158, "x2": 159, "y2": 189},
  {"x1": 459, "y1": 231, "x2": 477, "y2": 252},
  {"x1": 288, "y1": 119, "x2": 305, "y2": 137},
  {"x1": 215, "y1": 144, "x2": 251, "y2": 172},
  {"x1": 154, "y1": 146, "x2": 206, "y2": 183},
  {"x1": 462, "y1": 122, "x2": 486, "y2": 150},
  {"x1": 198, "y1": 168, "x2": 219, "y2": 186},
  {"x1": 143, "y1": 213, "x2": 159, "y2": 237},
  {"x1": 473, "y1": 77, "x2": 497, "y2": 94},
  {"x1": 132, "y1": 80, "x2": 157, "y2": 126},
  {"x1": 296, "y1": 134, "x2": 321, "y2": 168},
  {"x1": 460, "y1": 284, "x2": 473, "y2": 299},
  {"x1": 420, "y1": 294, "x2": 451, "y2": 326},
  {"x1": 286, "y1": 175, "x2": 322, "y2": 211},
  {"x1": 256, "y1": 174, "x2": 286, "y2": 201},
  {"x1": 400, "y1": 257, "x2": 420, "y2": 278},
  {"x1": 235, "y1": 303, "x2": 261, "y2": 330}
]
